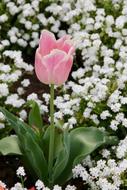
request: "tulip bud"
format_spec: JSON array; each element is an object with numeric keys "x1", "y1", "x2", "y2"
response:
[{"x1": 35, "y1": 30, "x2": 74, "y2": 85}]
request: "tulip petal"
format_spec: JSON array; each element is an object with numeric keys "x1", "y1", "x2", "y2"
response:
[
  {"x1": 57, "y1": 35, "x2": 70, "y2": 47},
  {"x1": 63, "y1": 40, "x2": 75, "y2": 54},
  {"x1": 35, "y1": 49, "x2": 49, "y2": 84},
  {"x1": 42, "y1": 49, "x2": 67, "y2": 84},
  {"x1": 39, "y1": 30, "x2": 57, "y2": 56},
  {"x1": 53, "y1": 55, "x2": 73, "y2": 85},
  {"x1": 57, "y1": 37, "x2": 75, "y2": 54}
]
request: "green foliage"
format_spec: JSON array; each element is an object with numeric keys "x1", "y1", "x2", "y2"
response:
[
  {"x1": 0, "y1": 106, "x2": 48, "y2": 184},
  {"x1": 0, "y1": 105, "x2": 118, "y2": 187},
  {"x1": 54, "y1": 127, "x2": 118, "y2": 184}
]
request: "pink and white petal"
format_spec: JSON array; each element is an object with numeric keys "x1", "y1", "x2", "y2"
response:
[
  {"x1": 62, "y1": 40, "x2": 74, "y2": 54},
  {"x1": 68, "y1": 46, "x2": 75, "y2": 56},
  {"x1": 42, "y1": 49, "x2": 67, "y2": 70},
  {"x1": 57, "y1": 38, "x2": 74, "y2": 54},
  {"x1": 39, "y1": 30, "x2": 57, "y2": 56},
  {"x1": 42, "y1": 49, "x2": 67, "y2": 83},
  {"x1": 57, "y1": 35, "x2": 71, "y2": 48},
  {"x1": 53, "y1": 55, "x2": 73, "y2": 85},
  {"x1": 35, "y1": 50, "x2": 49, "y2": 84}
]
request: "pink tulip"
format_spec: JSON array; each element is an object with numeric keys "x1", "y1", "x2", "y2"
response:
[{"x1": 35, "y1": 30, "x2": 75, "y2": 85}]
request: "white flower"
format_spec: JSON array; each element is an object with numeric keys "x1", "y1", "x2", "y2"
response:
[
  {"x1": 53, "y1": 185, "x2": 62, "y2": 190},
  {"x1": 19, "y1": 110, "x2": 27, "y2": 120},
  {"x1": 122, "y1": 118, "x2": 127, "y2": 128},
  {"x1": 116, "y1": 137, "x2": 127, "y2": 158},
  {"x1": 40, "y1": 105, "x2": 48, "y2": 113},
  {"x1": 35, "y1": 180, "x2": 44, "y2": 190},
  {"x1": 65, "y1": 185, "x2": 76, "y2": 190},
  {"x1": 16, "y1": 166, "x2": 26, "y2": 177},
  {"x1": 27, "y1": 93, "x2": 38, "y2": 101},
  {"x1": 72, "y1": 164, "x2": 89, "y2": 181},
  {"x1": 11, "y1": 182, "x2": 27, "y2": 190},
  {"x1": 17, "y1": 87, "x2": 25, "y2": 95},
  {"x1": 43, "y1": 188, "x2": 50, "y2": 190},
  {"x1": 5, "y1": 94, "x2": 25, "y2": 108},
  {"x1": 105, "y1": 15, "x2": 114, "y2": 26},
  {"x1": 68, "y1": 117, "x2": 77, "y2": 125},
  {"x1": 83, "y1": 108, "x2": 92, "y2": 118},
  {"x1": 0, "y1": 83, "x2": 9, "y2": 97},
  {"x1": 0, "y1": 123, "x2": 5, "y2": 129},
  {"x1": 100, "y1": 110, "x2": 111, "y2": 120},
  {"x1": 0, "y1": 112, "x2": 5, "y2": 121},
  {"x1": 21, "y1": 79, "x2": 30, "y2": 87},
  {"x1": 115, "y1": 15, "x2": 126, "y2": 29},
  {"x1": 110, "y1": 120, "x2": 119, "y2": 131},
  {"x1": 101, "y1": 149, "x2": 110, "y2": 158},
  {"x1": 0, "y1": 14, "x2": 8, "y2": 23}
]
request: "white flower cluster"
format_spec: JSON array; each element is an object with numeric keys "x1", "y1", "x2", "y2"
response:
[
  {"x1": 73, "y1": 136, "x2": 127, "y2": 189},
  {"x1": 0, "y1": 166, "x2": 76, "y2": 190},
  {"x1": 1, "y1": 0, "x2": 127, "y2": 188}
]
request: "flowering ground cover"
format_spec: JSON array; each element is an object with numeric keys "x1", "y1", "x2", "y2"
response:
[{"x1": 0, "y1": 0, "x2": 127, "y2": 189}]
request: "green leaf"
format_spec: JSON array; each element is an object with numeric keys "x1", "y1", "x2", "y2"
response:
[
  {"x1": 28, "y1": 101, "x2": 43, "y2": 131},
  {"x1": 0, "y1": 107, "x2": 37, "y2": 141},
  {"x1": 55, "y1": 127, "x2": 118, "y2": 184},
  {"x1": 0, "y1": 135, "x2": 22, "y2": 155},
  {"x1": 20, "y1": 131, "x2": 48, "y2": 184},
  {"x1": 43, "y1": 126, "x2": 63, "y2": 161},
  {"x1": 0, "y1": 107, "x2": 48, "y2": 184},
  {"x1": 52, "y1": 130, "x2": 70, "y2": 183}
]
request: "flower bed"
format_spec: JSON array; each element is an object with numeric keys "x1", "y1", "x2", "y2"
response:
[{"x1": 0, "y1": 0, "x2": 127, "y2": 189}]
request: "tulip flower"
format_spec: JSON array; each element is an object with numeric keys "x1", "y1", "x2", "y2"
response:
[
  {"x1": 35, "y1": 30, "x2": 74, "y2": 85},
  {"x1": 34, "y1": 30, "x2": 74, "y2": 187}
]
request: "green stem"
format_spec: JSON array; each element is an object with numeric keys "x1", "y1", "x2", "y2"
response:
[
  {"x1": 20, "y1": 176, "x2": 24, "y2": 188},
  {"x1": 48, "y1": 84, "x2": 55, "y2": 187}
]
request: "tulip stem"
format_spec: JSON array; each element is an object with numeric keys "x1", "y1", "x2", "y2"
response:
[{"x1": 48, "y1": 84, "x2": 55, "y2": 187}]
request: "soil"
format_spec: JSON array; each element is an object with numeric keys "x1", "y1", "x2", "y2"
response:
[{"x1": 0, "y1": 156, "x2": 21, "y2": 187}]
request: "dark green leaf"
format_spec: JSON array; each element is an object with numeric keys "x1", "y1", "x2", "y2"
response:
[
  {"x1": 28, "y1": 101, "x2": 43, "y2": 131},
  {"x1": 0, "y1": 107, "x2": 38, "y2": 141},
  {"x1": 43, "y1": 126, "x2": 63, "y2": 161},
  {"x1": 0, "y1": 107, "x2": 48, "y2": 184},
  {"x1": 20, "y1": 131, "x2": 48, "y2": 184},
  {"x1": 52, "y1": 130, "x2": 70, "y2": 183},
  {"x1": 55, "y1": 127, "x2": 118, "y2": 184}
]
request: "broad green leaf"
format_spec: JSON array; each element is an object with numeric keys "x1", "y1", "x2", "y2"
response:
[
  {"x1": 43, "y1": 126, "x2": 63, "y2": 161},
  {"x1": 0, "y1": 135, "x2": 22, "y2": 155},
  {"x1": 0, "y1": 107, "x2": 38, "y2": 141},
  {"x1": 19, "y1": 131, "x2": 48, "y2": 184},
  {"x1": 0, "y1": 107, "x2": 48, "y2": 184},
  {"x1": 55, "y1": 127, "x2": 118, "y2": 184},
  {"x1": 52, "y1": 130, "x2": 70, "y2": 183},
  {"x1": 28, "y1": 101, "x2": 43, "y2": 131}
]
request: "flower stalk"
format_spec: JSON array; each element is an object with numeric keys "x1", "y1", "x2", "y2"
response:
[{"x1": 48, "y1": 84, "x2": 55, "y2": 187}]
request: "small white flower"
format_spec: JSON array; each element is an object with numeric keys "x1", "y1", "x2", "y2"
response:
[
  {"x1": 35, "y1": 180, "x2": 44, "y2": 190},
  {"x1": 21, "y1": 79, "x2": 30, "y2": 87},
  {"x1": 0, "y1": 112, "x2": 5, "y2": 121},
  {"x1": 65, "y1": 185, "x2": 76, "y2": 190},
  {"x1": 0, "y1": 123, "x2": 5, "y2": 129},
  {"x1": 53, "y1": 185, "x2": 62, "y2": 190},
  {"x1": 19, "y1": 110, "x2": 27, "y2": 120},
  {"x1": 16, "y1": 166, "x2": 26, "y2": 177}
]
